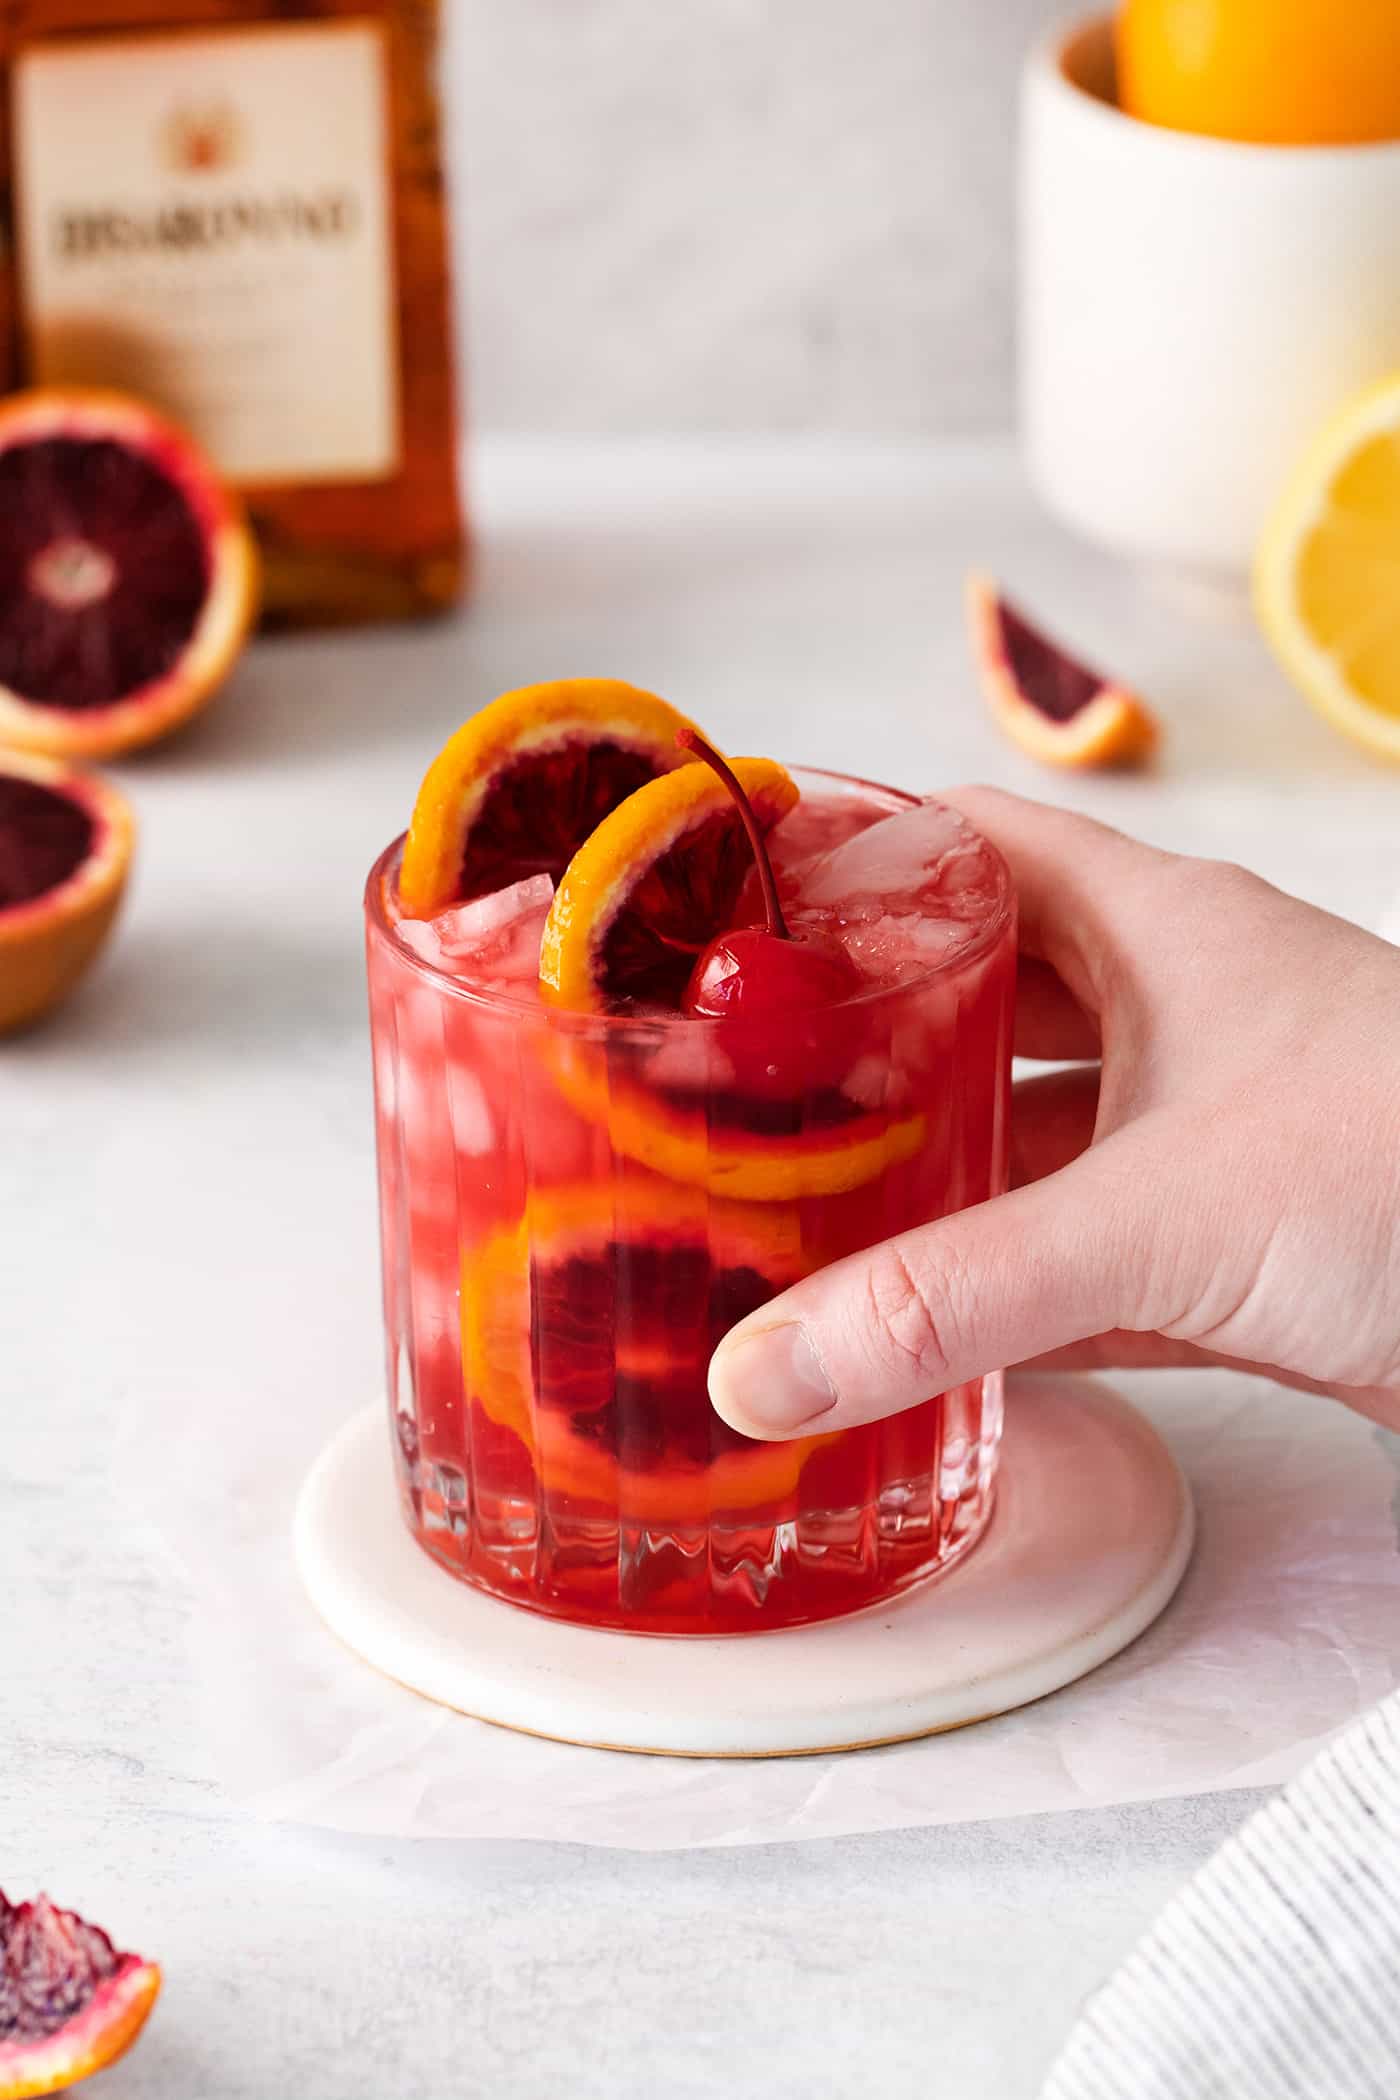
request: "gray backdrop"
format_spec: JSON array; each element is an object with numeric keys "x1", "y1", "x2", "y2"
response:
[{"x1": 446, "y1": 0, "x2": 1072, "y2": 434}]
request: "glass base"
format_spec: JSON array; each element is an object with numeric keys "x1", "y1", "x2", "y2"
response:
[{"x1": 398, "y1": 1374, "x2": 1001, "y2": 1636}]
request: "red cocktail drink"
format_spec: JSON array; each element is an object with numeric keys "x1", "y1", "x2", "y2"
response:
[{"x1": 366, "y1": 760, "x2": 1014, "y2": 1634}]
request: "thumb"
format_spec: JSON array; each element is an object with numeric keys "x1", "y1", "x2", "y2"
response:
[{"x1": 708, "y1": 1147, "x2": 1162, "y2": 1439}]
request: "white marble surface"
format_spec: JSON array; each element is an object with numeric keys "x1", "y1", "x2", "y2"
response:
[
  {"x1": 447, "y1": 0, "x2": 1069, "y2": 433},
  {"x1": 3, "y1": 437, "x2": 1397, "y2": 2099}
]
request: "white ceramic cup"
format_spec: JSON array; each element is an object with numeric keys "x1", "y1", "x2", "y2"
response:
[{"x1": 1020, "y1": 14, "x2": 1400, "y2": 575}]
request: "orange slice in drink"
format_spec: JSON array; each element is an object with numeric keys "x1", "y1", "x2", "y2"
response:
[
  {"x1": 462, "y1": 1178, "x2": 836, "y2": 1521},
  {"x1": 967, "y1": 573, "x2": 1159, "y2": 769},
  {"x1": 539, "y1": 758, "x2": 925, "y2": 1198},
  {"x1": 545, "y1": 1049, "x2": 927, "y2": 1201},
  {"x1": 398, "y1": 678, "x2": 698, "y2": 915}
]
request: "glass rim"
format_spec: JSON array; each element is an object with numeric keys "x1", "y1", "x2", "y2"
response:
[{"x1": 363, "y1": 763, "x2": 1015, "y2": 1035}]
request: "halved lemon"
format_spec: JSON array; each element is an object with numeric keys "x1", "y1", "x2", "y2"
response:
[
  {"x1": 1255, "y1": 376, "x2": 1400, "y2": 762},
  {"x1": 462, "y1": 1178, "x2": 836, "y2": 1521},
  {"x1": 398, "y1": 678, "x2": 698, "y2": 916},
  {"x1": 0, "y1": 387, "x2": 257, "y2": 759},
  {"x1": 966, "y1": 573, "x2": 1159, "y2": 770}
]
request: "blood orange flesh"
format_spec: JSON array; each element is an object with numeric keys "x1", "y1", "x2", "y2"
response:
[
  {"x1": 462, "y1": 1183, "x2": 825, "y2": 1520},
  {"x1": 539, "y1": 757, "x2": 798, "y2": 1012},
  {"x1": 0, "y1": 436, "x2": 209, "y2": 713},
  {"x1": 454, "y1": 741, "x2": 665, "y2": 903},
  {"x1": 597, "y1": 800, "x2": 778, "y2": 1006},
  {"x1": 0, "y1": 1889, "x2": 160, "y2": 2098},
  {"x1": 0, "y1": 774, "x2": 95, "y2": 910},
  {"x1": 398, "y1": 680, "x2": 699, "y2": 917},
  {"x1": 994, "y1": 594, "x2": 1104, "y2": 723},
  {"x1": 0, "y1": 753, "x2": 134, "y2": 1034},
  {"x1": 0, "y1": 390, "x2": 257, "y2": 761}
]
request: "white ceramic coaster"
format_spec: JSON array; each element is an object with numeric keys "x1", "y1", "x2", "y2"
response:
[{"x1": 295, "y1": 1374, "x2": 1193, "y2": 1758}]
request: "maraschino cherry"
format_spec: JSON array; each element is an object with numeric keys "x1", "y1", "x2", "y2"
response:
[{"x1": 678, "y1": 730, "x2": 861, "y2": 1090}]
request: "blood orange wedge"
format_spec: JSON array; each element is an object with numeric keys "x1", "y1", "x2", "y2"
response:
[
  {"x1": 0, "y1": 388, "x2": 258, "y2": 760},
  {"x1": 462, "y1": 1180, "x2": 836, "y2": 1522},
  {"x1": 398, "y1": 679, "x2": 699, "y2": 917},
  {"x1": 0, "y1": 752, "x2": 134, "y2": 1033},
  {"x1": 0, "y1": 1889, "x2": 160, "y2": 2099},
  {"x1": 539, "y1": 759, "x2": 925, "y2": 1199},
  {"x1": 966, "y1": 573, "x2": 1160, "y2": 769}
]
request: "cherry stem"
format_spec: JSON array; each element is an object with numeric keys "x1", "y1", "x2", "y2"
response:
[{"x1": 676, "y1": 727, "x2": 790, "y2": 941}]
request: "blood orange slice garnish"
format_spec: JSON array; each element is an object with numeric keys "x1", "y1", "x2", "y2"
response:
[
  {"x1": 462, "y1": 1180, "x2": 836, "y2": 1521},
  {"x1": 0, "y1": 1888, "x2": 160, "y2": 2099},
  {"x1": 0, "y1": 388, "x2": 258, "y2": 760},
  {"x1": 0, "y1": 752, "x2": 134, "y2": 1034},
  {"x1": 539, "y1": 755, "x2": 924, "y2": 1198},
  {"x1": 966, "y1": 572, "x2": 1160, "y2": 769},
  {"x1": 539, "y1": 755, "x2": 799, "y2": 1011},
  {"x1": 398, "y1": 679, "x2": 699, "y2": 917}
]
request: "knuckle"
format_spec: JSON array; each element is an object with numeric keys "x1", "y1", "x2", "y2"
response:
[{"x1": 858, "y1": 1237, "x2": 961, "y2": 1390}]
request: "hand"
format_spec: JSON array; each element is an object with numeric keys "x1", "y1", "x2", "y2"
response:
[{"x1": 709, "y1": 787, "x2": 1400, "y2": 1440}]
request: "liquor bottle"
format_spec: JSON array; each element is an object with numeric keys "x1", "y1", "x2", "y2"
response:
[{"x1": 0, "y1": 0, "x2": 466, "y2": 626}]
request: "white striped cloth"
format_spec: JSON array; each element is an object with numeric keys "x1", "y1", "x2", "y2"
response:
[{"x1": 1043, "y1": 1690, "x2": 1400, "y2": 2099}]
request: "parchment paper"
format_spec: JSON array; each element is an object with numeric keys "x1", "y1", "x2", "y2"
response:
[{"x1": 127, "y1": 1366, "x2": 1400, "y2": 1850}]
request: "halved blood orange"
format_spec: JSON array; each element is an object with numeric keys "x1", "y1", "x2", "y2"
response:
[
  {"x1": 539, "y1": 756, "x2": 799, "y2": 1010},
  {"x1": 967, "y1": 572, "x2": 1160, "y2": 768},
  {"x1": 0, "y1": 388, "x2": 258, "y2": 759},
  {"x1": 398, "y1": 679, "x2": 699, "y2": 917},
  {"x1": 462, "y1": 1179, "x2": 837, "y2": 1521},
  {"x1": 0, "y1": 1888, "x2": 160, "y2": 2099},
  {"x1": 0, "y1": 752, "x2": 134, "y2": 1033}
]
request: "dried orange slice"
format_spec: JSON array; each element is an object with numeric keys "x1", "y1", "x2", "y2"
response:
[
  {"x1": 0, "y1": 387, "x2": 258, "y2": 759},
  {"x1": 0, "y1": 1887, "x2": 160, "y2": 2098},
  {"x1": 967, "y1": 573, "x2": 1159, "y2": 769},
  {"x1": 0, "y1": 751, "x2": 134, "y2": 1033},
  {"x1": 462, "y1": 1178, "x2": 836, "y2": 1521},
  {"x1": 399, "y1": 679, "x2": 698, "y2": 916},
  {"x1": 539, "y1": 756, "x2": 799, "y2": 1010}
]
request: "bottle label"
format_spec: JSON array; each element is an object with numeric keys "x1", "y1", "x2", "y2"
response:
[{"x1": 12, "y1": 20, "x2": 401, "y2": 485}]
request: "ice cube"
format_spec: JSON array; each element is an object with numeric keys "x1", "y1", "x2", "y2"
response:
[
  {"x1": 395, "y1": 917, "x2": 450, "y2": 967},
  {"x1": 834, "y1": 912, "x2": 966, "y2": 985},
  {"x1": 792, "y1": 800, "x2": 1009, "y2": 990},
  {"x1": 798, "y1": 800, "x2": 987, "y2": 915},
  {"x1": 394, "y1": 873, "x2": 555, "y2": 986},
  {"x1": 432, "y1": 873, "x2": 556, "y2": 959},
  {"x1": 766, "y1": 797, "x2": 884, "y2": 892},
  {"x1": 640, "y1": 1026, "x2": 737, "y2": 1095}
]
